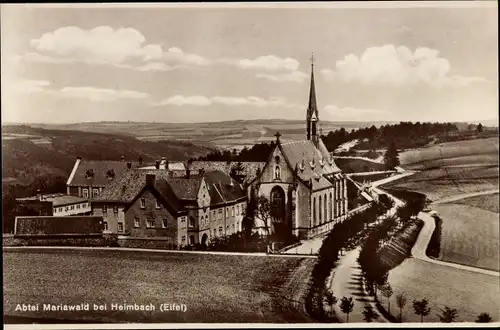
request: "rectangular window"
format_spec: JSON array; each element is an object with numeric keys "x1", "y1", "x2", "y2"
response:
[
  {"x1": 113, "y1": 205, "x2": 118, "y2": 213},
  {"x1": 189, "y1": 217, "x2": 195, "y2": 228},
  {"x1": 59, "y1": 207, "x2": 63, "y2": 212},
  {"x1": 236, "y1": 205, "x2": 239, "y2": 215},
  {"x1": 93, "y1": 188, "x2": 99, "y2": 197},
  {"x1": 213, "y1": 229, "x2": 217, "y2": 237},
  {"x1": 218, "y1": 209, "x2": 222, "y2": 220},
  {"x1": 70, "y1": 205, "x2": 74, "y2": 210},
  {"x1": 181, "y1": 236, "x2": 186, "y2": 244},
  {"x1": 117, "y1": 222, "x2": 123, "y2": 232},
  {"x1": 219, "y1": 226, "x2": 223, "y2": 235},
  {"x1": 134, "y1": 217, "x2": 140, "y2": 228},
  {"x1": 103, "y1": 222, "x2": 108, "y2": 230},
  {"x1": 155, "y1": 200, "x2": 160, "y2": 209},
  {"x1": 82, "y1": 189, "x2": 89, "y2": 198},
  {"x1": 140, "y1": 198, "x2": 146, "y2": 209},
  {"x1": 76, "y1": 204, "x2": 80, "y2": 209},
  {"x1": 232, "y1": 207, "x2": 235, "y2": 217},
  {"x1": 102, "y1": 205, "x2": 107, "y2": 213},
  {"x1": 162, "y1": 218, "x2": 168, "y2": 228},
  {"x1": 65, "y1": 206, "x2": 69, "y2": 211},
  {"x1": 146, "y1": 220, "x2": 155, "y2": 228}
]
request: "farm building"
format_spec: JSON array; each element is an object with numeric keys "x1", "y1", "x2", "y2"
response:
[
  {"x1": 249, "y1": 62, "x2": 350, "y2": 239},
  {"x1": 91, "y1": 169, "x2": 246, "y2": 248}
]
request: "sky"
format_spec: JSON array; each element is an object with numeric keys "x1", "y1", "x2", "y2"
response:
[{"x1": 1, "y1": 2, "x2": 498, "y2": 124}]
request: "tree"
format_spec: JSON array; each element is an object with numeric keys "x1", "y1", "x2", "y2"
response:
[
  {"x1": 323, "y1": 290, "x2": 337, "y2": 317},
  {"x1": 396, "y1": 292, "x2": 408, "y2": 322},
  {"x1": 378, "y1": 194, "x2": 394, "y2": 211},
  {"x1": 380, "y1": 284, "x2": 394, "y2": 315},
  {"x1": 476, "y1": 123, "x2": 483, "y2": 133},
  {"x1": 340, "y1": 296, "x2": 355, "y2": 323},
  {"x1": 476, "y1": 312, "x2": 492, "y2": 323},
  {"x1": 363, "y1": 305, "x2": 378, "y2": 322},
  {"x1": 384, "y1": 141, "x2": 400, "y2": 170},
  {"x1": 437, "y1": 306, "x2": 458, "y2": 323},
  {"x1": 412, "y1": 299, "x2": 431, "y2": 322},
  {"x1": 255, "y1": 195, "x2": 272, "y2": 236}
]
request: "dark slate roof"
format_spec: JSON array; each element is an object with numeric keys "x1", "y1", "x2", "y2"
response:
[
  {"x1": 153, "y1": 179, "x2": 184, "y2": 213},
  {"x1": 279, "y1": 139, "x2": 341, "y2": 190},
  {"x1": 17, "y1": 194, "x2": 88, "y2": 207},
  {"x1": 165, "y1": 177, "x2": 202, "y2": 200},
  {"x1": 203, "y1": 171, "x2": 246, "y2": 206},
  {"x1": 68, "y1": 160, "x2": 141, "y2": 187},
  {"x1": 92, "y1": 170, "x2": 146, "y2": 203},
  {"x1": 189, "y1": 161, "x2": 266, "y2": 183},
  {"x1": 307, "y1": 64, "x2": 319, "y2": 120}
]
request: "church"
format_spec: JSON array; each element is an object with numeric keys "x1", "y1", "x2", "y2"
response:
[{"x1": 249, "y1": 60, "x2": 349, "y2": 240}]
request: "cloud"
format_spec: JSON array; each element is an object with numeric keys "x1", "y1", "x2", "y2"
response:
[
  {"x1": 154, "y1": 95, "x2": 301, "y2": 108},
  {"x1": 230, "y1": 55, "x2": 300, "y2": 71},
  {"x1": 57, "y1": 87, "x2": 150, "y2": 102},
  {"x1": 322, "y1": 45, "x2": 490, "y2": 87},
  {"x1": 256, "y1": 71, "x2": 308, "y2": 83},
  {"x1": 324, "y1": 104, "x2": 392, "y2": 120},
  {"x1": 4, "y1": 79, "x2": 52, "y2": 94},
  {"x1": 26, "y1": 26, "x2": 211, "y2": 70}
]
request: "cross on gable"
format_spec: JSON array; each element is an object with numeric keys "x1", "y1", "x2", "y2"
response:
[{"x1": 274, "y1": 131, "x2": 282, "y2": 140}]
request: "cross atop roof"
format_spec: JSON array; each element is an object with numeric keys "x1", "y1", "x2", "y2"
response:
[
  {"x1": 274, "y1": 131, "x2": 282, "y2": 141},
  {"x1": 310, "y1": 52, "x2": 314, "y2": 68}
]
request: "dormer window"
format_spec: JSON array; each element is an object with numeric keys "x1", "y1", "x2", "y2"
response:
[
  {"x1": 310, "y1": 160, "x2": 316, "y2": 169},
  {"x1": 106, "y1": 169, "x2": 115, "y2": 179},
  {"x1": 85, "y1": 169, "x2": 94, "y2": 179}
]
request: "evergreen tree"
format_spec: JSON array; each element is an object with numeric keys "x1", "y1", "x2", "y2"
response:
[{"x1": 384, "y1": 141, "x2": 400, "y2": 170}]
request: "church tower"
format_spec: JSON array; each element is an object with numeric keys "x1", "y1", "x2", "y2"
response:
[{"x1": 306, "y1": 54, "x2": 320, "y2": 147}]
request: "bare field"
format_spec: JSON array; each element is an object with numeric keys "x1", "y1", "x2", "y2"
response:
[
  {"x1": 433, "y1": 202, "x2": 499, "y2": 271},
  {"x1": 3, "y1": 249, "x2": 315, "y2": 323},
  {"x1": 387, "y1": 258, "x2": 499, "y2": 322},
  {"x1": 382, "y1": 165, "x2": 499, "y2": 201},
  {"x1": 399, "y1": 137, "x2": 499, "y2": 166}
]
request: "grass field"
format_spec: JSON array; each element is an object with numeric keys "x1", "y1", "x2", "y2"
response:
[
  {"x1": 453, "y1": 193, "x2": 499, "y2": 213},
  {"x1": 3, "y1": 249, "x2": 315, "y2": 323},
  {"x1": 399, "y1": 137, "x2": 499, "y2": 167},
  {"x1": 432, "y1": 202, "x2": 499, "y2": 271},
  {"x1": 386, "y1": 258, "x2": 499, "y2": 322},
  {"x1": 382, "y1": 165, "x2": 499, "y2": 201}
]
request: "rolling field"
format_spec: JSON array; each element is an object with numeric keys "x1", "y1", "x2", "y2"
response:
[
  {"x1": 453, "y1": 193, "x2": 499, "y2": 213},
  {"x1": 432, "y1": 202, "x2": 499, "y2": 271},
  {"x1": 382, "y1": 165, "x2": 499, "y2": 201},
  {"x1": 3, "y1": 249, "x2": 315, "y2": 323},
  {"x1": 399, "y1": 137, "x2": 499, "y2": 167},
  {"x1": 387, "y1": 258, "x2": 499, "y2": 322}
]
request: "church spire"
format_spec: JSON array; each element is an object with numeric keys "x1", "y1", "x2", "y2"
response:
[
  {"x1": 306, "y1": 53, "x2": 319, "y2": 145},
  {"x1": 307, "y1": 53, "x2": 318, "y2": 122}
]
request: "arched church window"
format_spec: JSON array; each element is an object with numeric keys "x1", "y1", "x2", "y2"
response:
[
  {"x1": 319, "y1": 196, "x2": 322, "y2": 224},
  {"x1": 313, "y1": 197, "x2": 316, "y2": 226},
  {"x1": 274, "y1": 165, "x2": 281, "y2": 180},
  {"x1": 324, "y1": 193, "x2": 327, "y2": 224},
  {"x1": 329, "y1": 192, "x2": 333, "y2": 221}
]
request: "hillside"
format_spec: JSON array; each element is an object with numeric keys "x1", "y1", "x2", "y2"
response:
[{"x1": 2, "y1": 125, "x2": 214, "y2": 187}]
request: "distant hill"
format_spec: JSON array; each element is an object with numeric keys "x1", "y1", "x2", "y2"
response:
[{"x1": 2, "y1": 125, "x2": 214, "y2": 187}]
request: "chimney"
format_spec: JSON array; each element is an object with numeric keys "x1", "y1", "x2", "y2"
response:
[
  {"x1": 146, "y1": 174, "x2": 156, "y2": 187},
  {"x1": 165, "y1": 160, "x2": 170, "y2": 170},
  {"x1": 186, "y1": 167, "x2": 191, "y2": 179},
  {"x1": 155, "y1": 160, "x2": 160, "y2": 169},
  {"x1": 77, "y1": 156, "x2": 82, "y2": 160},
  {"x1": 37, "y1": 189, "x2": 42, "y2": 201},
  {"x1": 127, "y1": 162, "x2": 132, "y2": 169},
  {"x1": 138, "y1": 156, "x2": 143, "y2": 165},
  {"x1": 121, "y1": 156, "x2": 125, "y2": 161}
]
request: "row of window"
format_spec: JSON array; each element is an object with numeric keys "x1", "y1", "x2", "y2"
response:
[
  {"x1": 55, "y1": 203, "x2": 88, "y2": 213},
  {"x1": 82, "y1": 188, "x2": 100, "y2": 199},
  {"x1": 210, "y1": 204, "x2": 245, "y2": 221},
  {"x1": 103, "y1": 221, "x2": 123, "y2": 233},
  {"x1": 134, "y1": 217, "x2": 169, "y2": 229},
  {"x1": 312, "y1": 191, "x2": 346, "y2": 227},
  {"x1": 139, "y1": 198, "x2": 161, "y2": 209}
]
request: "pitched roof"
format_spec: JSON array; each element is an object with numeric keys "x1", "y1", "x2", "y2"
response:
[
  {"x1": 68, "y1": 160, "x2": 141, "y2": 187},
  {"x1": 189, "y1": 161, "x2": 266, "y2": 183},
  {"x1": 165, "y1": 177, "x2": 202, "y2": 200},
  {"x1": 92, "y1": 169, "x2": 146, "y2": 203},
  {"x1": 203, "y1": 171, "x2": 246, "y2": 205}
]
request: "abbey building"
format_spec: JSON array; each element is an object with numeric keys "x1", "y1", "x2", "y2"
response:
[{"x1": 249, "y1": 61, "x2": 349, "y2": 239}]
